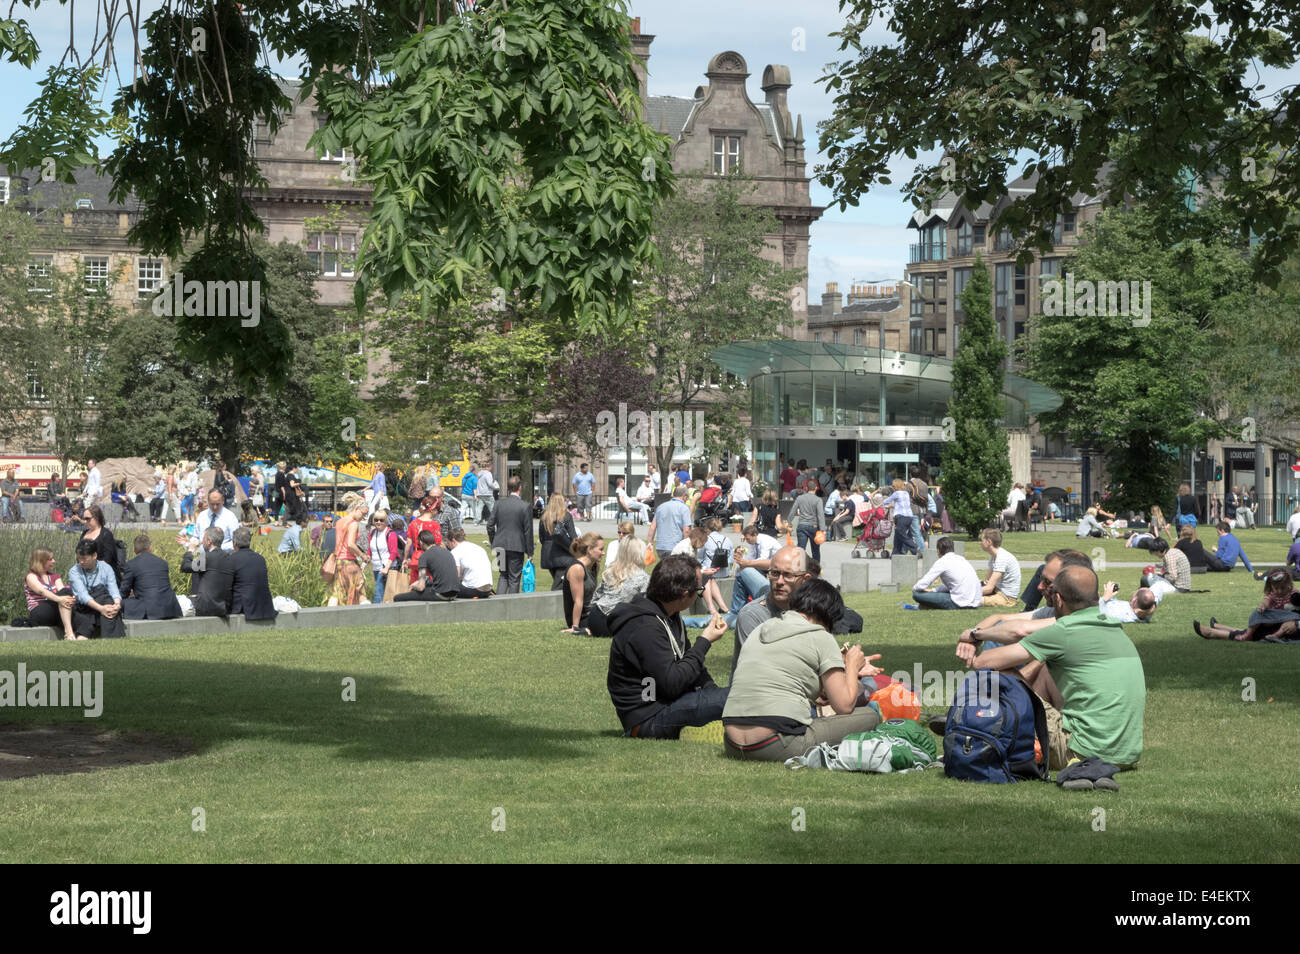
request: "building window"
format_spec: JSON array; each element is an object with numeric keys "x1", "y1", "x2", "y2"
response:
[
  {"x1": 813, "y1": 332, "x2": 822, "y2": 342},
  {"x1": 956, "y1": 220, "x2": 972, "y2": 256},
  {"x1": 995, "y1": 263, "x2": 1012, "y2": 321},
  {"x1": 909, "y1": 323, "x2": 922, "y2": 353},
  {"x1": 84, "y1": 256, "x2": 109, "y2": 291},
  {"x1": 854, "y1": 328, "x2": 864, "y2": 346},
  {"x1": 306, "y1": 232, "x2": 357, "y2": 277},
  {"x1": 27, "y1": 255, "x2": 53, "y2": 294},
  {"x1": 1064, "y1": 212, "x2": 1076, "y2": 233},
  {"x1": 910, "y1": 283, "x2": 923, "y2": 317},
  {"x1": 924, "y1": 328, "x2": 936, "y2": 353},
  {"x1": 937, "y1": 328, "x2": 947, "y2": 354},
  {"x1": 0, "y1": 177, "x2": 10, "y2": 205},
  {"x1": 1015, "y1": 320, "x2": 1026, "y2": 340},
  {"x1": 26, "y1": 362, "x2": 46, "y2": 402},
  {"x1": 1014, "y1": 265, "x2": 1026, "y2": 307},
  {"x1": 138, "y1": 257, "x2": 164, "y2": 298},
  {"x1": 832, "y1": 330, "x2": 841, "y2": 344},
  {"x1": 936, "y1": 272, "x2": 947, "y2": 307},
  {"x1": 315, "y1": 116, "x2": 351, "y2": 161},
  {"x1": 713, "y1": 135, "x2": 741, "y2": 175},
  {"x1": 953, "y1": 267, "x2": 972, "y2": 315}
]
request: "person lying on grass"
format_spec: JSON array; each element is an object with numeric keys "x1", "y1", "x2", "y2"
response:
[
  {"x1": 1194, "y1": 569, "x2": 1300, "y2": 642},
  {"x1": 1099, "y1": 582, "x2": 1157, "y2": 624},
  {"x1": 970, "y1": 565, "x2": 1146, "y2": 772},
  {"x1": 722, "y1": 579, "x2": 883, "y2": 763},
  {"x1": 606, "y1": 555, "x2": 729, "y2": 740}
]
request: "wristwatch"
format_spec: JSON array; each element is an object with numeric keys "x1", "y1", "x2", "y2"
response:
[{"x1": 962, "y1": 627, "x2": 980, "y2": 644}]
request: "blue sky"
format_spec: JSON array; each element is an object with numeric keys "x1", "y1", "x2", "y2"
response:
[{"x1": 6, "y1": 1, "x2": 1298, "y2": 302}]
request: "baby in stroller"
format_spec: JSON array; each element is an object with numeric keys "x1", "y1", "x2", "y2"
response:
[{"x1": 851, "y1": 505, "x2": 894, "y2": 558}]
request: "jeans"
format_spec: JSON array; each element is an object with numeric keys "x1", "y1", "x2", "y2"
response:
[
  {"x1": 727, "y1": 567, "x2": 770, "y2": 621},
  {"x1": 797, "y1": 524, "x2": 821, "y2": 561},
  {"x1": 1022, "y1": 564, "x2": 1046, "y2": 611},
  {"x1": 475, "y1": 496, "x2": 495, "y2": 524},
  {"x1": 912, "y1": 517, "x2": 926, "y2": 552},
  {"x1": 1, "y1": 498, "x2": 21, "y2": 520},
  {"x1": 630, "y1": 685, "x2": 730, "y2": 739},
  {"x1": 893, "y1": 514, "x2": 917, "y2": 554},
  {"x1": 913, "y1": 589, "x2": 960, "y2": 609},
  {"x1": 373, "y1": 569, "x2": 386, "y2": 603}
]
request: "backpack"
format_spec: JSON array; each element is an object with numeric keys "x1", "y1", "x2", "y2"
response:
[
  {"x1": 909, "y1": 478, "x2": 928, "y2": 510},
  {"x1": 943, "y1": 671, "x2": 1050, "y2": 783}
]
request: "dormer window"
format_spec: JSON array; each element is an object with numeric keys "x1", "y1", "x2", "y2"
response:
[{"x1": 75, "y1": 198, "x2": 93, "y2": 210}]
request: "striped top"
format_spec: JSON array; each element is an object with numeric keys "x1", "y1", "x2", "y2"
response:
[{"x1": 25, "y1": 573, "x2": 63, "y2": 611}]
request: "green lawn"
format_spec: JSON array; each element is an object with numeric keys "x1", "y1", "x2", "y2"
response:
[{"x1": 1, "y1": 529, "x2": 1297, "y2": 863}]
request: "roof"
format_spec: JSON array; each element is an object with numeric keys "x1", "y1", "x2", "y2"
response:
[
  {"x1": 907, "y1": 166, "x2": 1109, "y2": 229},
  {"x1": 711, "y1": 339, "x2": 1062, "y2": 416},
  {"x1": 4, "y1": 166, "x2": 141, "y2": 212},
  {"x1": 645, "y1": 95, "x2": 783, "y2": 146}
]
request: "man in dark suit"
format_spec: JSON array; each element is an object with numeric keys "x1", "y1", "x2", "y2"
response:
[
  {"x1": 181, "y1": 526, "x2": 236, "y2": 618},
  {"x1": 229, "y1": 527, "x2": 278, "y2": 621},
  {"x1": 121, "y1": 534, "x2": 183, "y2": 620},
  {"x1": 485, "y1": 475, "x2": 534, "y2": 594}
]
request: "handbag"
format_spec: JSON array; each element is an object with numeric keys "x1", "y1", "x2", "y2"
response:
[
  {"x1": 321, "y1": 552, "x2": 337, "y2": 583},
  {"x1": 252, "y1": 492, "x2": 265, "y2": 507},
  {"x1": 382, "y1": 568, "x2": 410, "y2": 602}
]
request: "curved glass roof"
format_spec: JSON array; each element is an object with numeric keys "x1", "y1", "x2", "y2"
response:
[{"x1": 711, "y1": 340, "x2": 1062, "y2": 416}]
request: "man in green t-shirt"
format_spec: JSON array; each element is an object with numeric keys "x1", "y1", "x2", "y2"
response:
[{"x1": 971, "y1": 565, "x2": 1146, "y2": 771}]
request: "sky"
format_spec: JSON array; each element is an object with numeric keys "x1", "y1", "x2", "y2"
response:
[{"x1": 5, "y1": 1, "x2": 1299, "y2": 302}]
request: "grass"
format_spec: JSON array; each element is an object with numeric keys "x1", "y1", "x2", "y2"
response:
[{"x1": 0, "y1": 531, "x2": 1297, "y2": 863}]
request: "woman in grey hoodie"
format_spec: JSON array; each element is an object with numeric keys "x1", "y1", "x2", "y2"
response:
[{"x1": 722, "y1": 580, "x2": 882, "y2": 761}]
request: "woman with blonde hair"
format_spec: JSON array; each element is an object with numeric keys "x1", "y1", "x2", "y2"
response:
[
  {"x1": 164, "y1": 465, "x2": 183, "y2": 528},
  {"x1": 332, "y1": 498, "x2": 370, "y2": 605},
  {"x1": 605, "y1": 520, "x2": 636, "y2": 568},
  {"x1": 561, "y1": 532, "x2": 604, "y2": 635},
  {"x1": 24, "y1": 548, "x2": 81, "y2": 639},
  {"x1": 589, "y1": 536, "x2": 649, "y2": 637},
  {"x1": 540, "y1": 492, "x2": 577, "y2": 591},
  {"x1": 271, "y1": 460, "x2": 290, "y2": 526},
  {"x1": 882, "y1": 477, "x2": 917, "y2": 555},
  {"x1": 179, "y1": 462, "x2": 199, "y2": 524}
]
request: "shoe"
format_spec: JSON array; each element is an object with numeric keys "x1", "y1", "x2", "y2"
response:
[
  {"x1": 679, "y1": 720, "x2": 725, "y2": 744},
  {"x1": 1210, "y1": 617, "x2": 1218, "y2": 627},
  {"x1": 1061, "y1": 778, "x2": 1095, "y2": 790},
  {"x1": 925, "y1": 711, "x2": 949, "y2": 736},
  {"x1": 1093, "y1": 777, "x2": 1120, "y2": 792}
]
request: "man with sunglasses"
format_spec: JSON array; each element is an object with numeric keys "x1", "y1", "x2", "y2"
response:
[
  {"x1": 607, "y1": 554, "x2": 729, "y2": 739},
  {"x1": 311, "y1": 513, "x2": 336, "y2": 559},
  {"x1": 731, "y1": 546, "x2": 813, "y2": 679}
]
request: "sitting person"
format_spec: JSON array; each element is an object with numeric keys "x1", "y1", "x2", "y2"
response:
[
  {"x1": 1075, "y1": 506, "x2": 1110, "y2": 538},
  {"x1": 727, "y1": 523, "x2": 781, "y2": 625},
  {"x1": 605, "y1": 554, "x2": 730, "y2": 739},
  {"x1": 912, "y1": 536, "x2": 983, "y2": 609},
  {"x1": 1175, "y1": 524, "x2": 1210, "y2": 570},
  {"x1": 394, "y1": 529, "x2": 460, "y2": 602},
  {"x1": 1141, "y1": 538, "x2": 1191, "y2": 598},
  {"x1": 181, "y1": 527, "x2": 237, "y2": 618},
  {"x1": 68, "y1": 538, "x2": 126, "y2": 639},
  {"x1": 121, "y1": 534, "x2": 183, "y2": 620},
  {"x1": 697, "y1": 518, "x2": 734, "y2": 618},
  {"x1": 589, "y1": 536, "x2": 650, "y2": 638},
  {"x1": 561, "y1": 532, "x2": 604, "y2": 635},
  {"x1": 1194, "y1": 569, "x2": 1300, "y2": 642},
  {"x1": 734, "y1": 546, "x2": 814, "y2": 677},
  {"x1": 1047, "y1": 500, "x2": 1061, "y2": 521},
  {"x1": 978, "y1": 529, "x2": 1021, "y2": 607},
  {"x1": 230, "y1": 527, "x2": 277, "y2": 621},
  {"x1": 723, "y1": 579, "x2": 883, "y2": 762},
  {"x1": 278, "y1": 514, "x2": 306, "y2": 553},
  {"x1": 970, "y1": 565, "x2": 1146, "y2": 772},
  {"x1": 1099, "y1": 581, "x2": 1157, "y2": 623},
  {"x1": 446, "y1": 529, "x2": 494, "y2": 599},
  {"x1": 24, "y1": 547, "x2": 81, "y2": 639},
  {"x1": 1206, "y1": 520, "x2": 1254, "y2": 573},
  {"x1": 112, "y1": 479, "x2": 141, "y2": 521}
]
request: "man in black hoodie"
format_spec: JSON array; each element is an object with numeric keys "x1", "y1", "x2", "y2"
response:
[{"x1": 607, "y1": 554, "x2": 730, "y2": 739}]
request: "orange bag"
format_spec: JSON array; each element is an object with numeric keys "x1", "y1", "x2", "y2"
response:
[
  {"x1": 644, "y1": 546, "x2": 655, "y2": 567},
  {"x1": 870, "y1": 683, "x2": 921, "y2": 722},
  {"x1": 813, "y1": 530, "x2": 826, "y2": 545}
]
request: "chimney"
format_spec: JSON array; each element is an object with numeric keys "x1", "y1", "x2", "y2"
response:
[
  {"x1": 846, "y1": 283, "x2": 875, "y2": 306},
  {"x1": 761, "y1": 65, "x2": 793, "y2": 139},
  {"x1": 630, "y1": 18, "x2": 653, "y2": 107},
  {"x1": 822, "y1": 282, "x2": 842, "y2": 316}
]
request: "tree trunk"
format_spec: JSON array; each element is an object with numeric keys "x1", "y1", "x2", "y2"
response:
[
  {"x1": 518, "y1": 444, "x2": 534, "y2": 503},
  {"x1": 216, "y1": 395, "x2": 244, "y2": 474}
]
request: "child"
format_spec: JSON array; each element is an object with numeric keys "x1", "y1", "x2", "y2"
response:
[{"x1": 1194, "y1": 570, "x2": 1300, "y2": 642}]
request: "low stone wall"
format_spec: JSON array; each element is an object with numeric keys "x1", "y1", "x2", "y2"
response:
[{"x1": 0, "y1": 590, "x2": 566, "y2": 642}]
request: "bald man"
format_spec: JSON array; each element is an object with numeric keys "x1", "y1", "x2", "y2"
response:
[
  {"x1": 972, "y1": 566, "x2": 1146, "y2": 772},
  {"x1": 731, "y1": 545, "x2": 812, "y2": 678}
]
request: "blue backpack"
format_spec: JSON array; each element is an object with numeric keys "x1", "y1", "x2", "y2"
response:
[{"x1": 943, "y1": 671, "x2": 1050, "y2": 783}]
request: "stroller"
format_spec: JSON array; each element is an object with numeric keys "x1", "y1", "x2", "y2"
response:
[
  {"x1": 693, "y1": 485, "x2": 734, "y2": 526},
  {"x1": 851, "y1": 506, "x2": 893, "y2": 559}
]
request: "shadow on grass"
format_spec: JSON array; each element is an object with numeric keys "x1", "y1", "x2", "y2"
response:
[{"x1": 0, "y1": 652, "x2": 601, "y2": 767}]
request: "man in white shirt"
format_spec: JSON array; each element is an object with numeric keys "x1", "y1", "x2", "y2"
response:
[
  {"x1": 978, "y1": 528, "x2": 1021, "y2": 607},
  {"x1": 912, "y1": 536, "x2": 983, "y2": 609},
  {"x1": 474, "y1": 466, "x2": 498, "y2": 525},
  {"x1": 1099, "y1": 581, "x2": 1157, "y2": 623},
  {"x1": 725, "y1": 524, "x2": 782, "y2": 625},
  {"x1": 615, "y1": 476, "x2": 649, "y2": 524},
  {"x1": 647, "y1": 464, "x2": 661, "y2": 493},
  {"x1": 1002, "y1": 482, "x2": 1026, "y2": 522},
  {"x1": 731, "y1": 468, "x2": 753, "y2": 527},
  {"x1": 635, "y1": 475, "x2": 655, "y2": 506},
  {"x1": 446, "y1": 529, "x2": 494, "y2": 597},
  {"x1": 1287, "y1": 504, "x2": 1300, "y2": 540},
  {"x1": 84, "y1": 459, "x2": 103, "y2": 507},
  {"x1": 193, "y1": 489, "x2": 240, "y2": 550}
]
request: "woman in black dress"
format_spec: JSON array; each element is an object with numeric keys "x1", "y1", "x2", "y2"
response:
[
  {"x1": 561, "y1": 532, "x2": 604, "y2": 635},
  {"x1": 539, "y1": 492, "x2": 578, "y2": 591},
  {"x1": 1175, "y1": 524, "x2": 1210, "y2": 569},
  {"x1": 79, "y1": 504, "x2": 122, "y2": 583},
  {"x1": 272, "y1": 461, "x2": 290, "y2": 525}
]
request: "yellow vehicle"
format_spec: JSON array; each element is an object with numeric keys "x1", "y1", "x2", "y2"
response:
[{"x1": 334, "y1": 450, "x2": 472, "y2": 491}]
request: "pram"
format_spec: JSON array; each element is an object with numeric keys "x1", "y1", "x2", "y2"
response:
[
  {"x1": 693, "y1": 485, "x2": 734, "y2": 526},
  {"x1": 851, "y1": 506, "x2": 893, "y2": 558}
]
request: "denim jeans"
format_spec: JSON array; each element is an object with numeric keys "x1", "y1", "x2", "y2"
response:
[
  {"x1": 373, "y1": 569, "x2": 386, "y2": 603},
  {"x1": 912, "y1": 517, "x2": 926, "y2": 552},
  {"x1": 893, "y1": 515, "x2": 917, "y2": 554},
  {"x1": 727, "y1": 567, "x2": 770, "y2": 621},
  {"x1": 630, "y1": 685, "x2": 730, "y2": 739},
  {"x1": 797, "y1": 524, "x2": 821, "y2": 561},
  {"x1": 913, "y1": 589, "x2": 960, "y2": 609}
]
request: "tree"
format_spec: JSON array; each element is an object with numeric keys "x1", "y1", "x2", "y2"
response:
[
  {"x1": 633, "y1": 172, "x2": 803, "y2": 474},
  {"x1": 818, "y1": 2, "x2": 1300, "y2": 285},
  {"x1": 0, "y1": 204, "x2": 48, "y2": 443},
  {"x1": 1022, "y1": 207, "x2": 1234, "y2": 510},
  {"x1": 941, "y1": 254, "x2": 1010, "y2": 536},
  {"x1": 2, "y1": 0, "x2": 674, "y2": 385}
]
